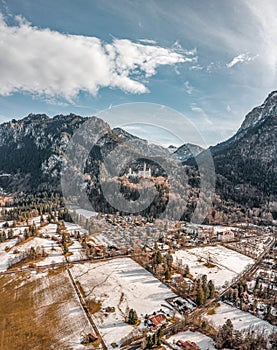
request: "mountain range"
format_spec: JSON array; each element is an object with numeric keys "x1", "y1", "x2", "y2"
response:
[{"x1": 0, "y1": 91, "x2": 276, "y2": 223}]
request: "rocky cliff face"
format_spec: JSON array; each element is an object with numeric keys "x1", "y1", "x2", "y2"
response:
[
  {"x1": 211, "y1": 91, "x2": 277, "y2": 208},
  {"x1": 239, "y1": 91, "x2": 277, "y2": 133},
  {"x1": 0, "y1": 113, "x2": 87, "y2": 191}
]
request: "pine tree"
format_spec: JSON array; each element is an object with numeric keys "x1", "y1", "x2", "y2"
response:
[
  {"x1": 202, "y1": 275, "x2": 208, "y2": 301},
  {"x1": 196, "y1": 285, "x2": 205, "y2": 305},
  {"x1": 145, "y1": 335, "x2": 153, "y2": 349},
  {"x1": 63, "y1": 240, "x2": 68, "y2": 254},
  {"x1": 222, "y1": 319, "x2": 234, "y2": 347},
  {"x1": 184, "y1": 264, "x2": 190, "y2": 276},
  {"x1": 165, "y1": 269, "x2": 171, "y2": 280},
  {"x1": 208, "y1": 280, "x2": 215, "y2": 299},
  {"x1": 24, "y1": 228, "x2": 29, "y2": 240},
  {"x1": 128, "y1": 308, "x2": 138, "y2": 325},
  {"x1": 155, "y1": 251, "x2": 162, "y2": 264}
]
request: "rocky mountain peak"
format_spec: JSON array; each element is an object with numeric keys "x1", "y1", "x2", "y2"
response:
[
  {"x1": 112, "y1": 127, "x2": 140, "y2": 141},
  {"x1": 238, "y1": 90, "x2": 277, "y2": 132},
  {"x1": 22, "y1": 113, "x2": 50, "y2": 123}
]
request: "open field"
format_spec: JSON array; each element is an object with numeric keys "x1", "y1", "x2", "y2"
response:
[
  {"x1": 205, "y1": 302, "x2": 276, "y2": 337},
  {"x1": 173, "y1": 245, "x2": 255, "y2": 289},
  {"x1": 0, "y1": 236, "x2": 65, "y2": 272},
  {"x1": 0, "y1": 268, "x2": 95, "y2": 350},
  {"x1": 70, "y1": 257, "x2": 177, "y2": 348}
]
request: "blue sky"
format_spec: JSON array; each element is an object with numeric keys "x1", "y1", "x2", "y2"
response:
[{"x1": 0, "y1": 0, "x2": 277, "y2": 146}]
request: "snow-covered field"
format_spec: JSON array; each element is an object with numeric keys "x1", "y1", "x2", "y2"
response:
[
  {"x1": 71, "y1": 257, "x2": 177, "y2": 348},
  {"x1": 0, "y1": 238, "x2": 18, "y2": 271},
  {"x1": 0, "y1": 236, "x2": 65, "y2": 271},
  {"x1": 205, "y1": 302, "x2": 276, "y2": 337},
  {"x1": 0, "y1": 221, "x2": 89, "y2": 272},
  {"x1": 168, "y1": 330, "x2": 216, "y2": 350},
  {"x1": 173, "y1": 245, "x2": 255, "y2": 289},
  {"x1": 64, "y1": 222, "x2": 88, "y2": 235},
  {"x1": 74, "y1": 208, "x2": 98, "y2": 219},
  {"x1": 40, "y1": 223, "x2": 58, "y2": 237},
  {"x1": 68, "y1": 239, "x2": 87, "y2": 262}
]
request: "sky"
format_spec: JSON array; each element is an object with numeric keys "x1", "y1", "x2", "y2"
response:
[{"x1": 0, "y1": 0, "x2": 277, "y2": 146}]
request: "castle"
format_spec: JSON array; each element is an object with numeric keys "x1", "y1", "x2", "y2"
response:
[{"x1": 126, "y1": 162, "x2": 151, "y2": 178}]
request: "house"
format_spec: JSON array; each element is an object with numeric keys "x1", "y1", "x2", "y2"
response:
[
  {"x1": 88, "y1": 333, "x2": 98, "y2": 342},
  {"x1": 241, "y1": 291, "x2": 249, "y2": 303},
  {"x1": 176, "y1": 339, "x2": 200, "y2": 350},
  {"x1": 85, "y1": 333, "x2": 98, "y2": 343},
  {"x1": 148, "y1": 313, "x2": 167, "y2": 329},
  {"x1": 87, "y1": 242, "x2": 106, "y2": 257}
]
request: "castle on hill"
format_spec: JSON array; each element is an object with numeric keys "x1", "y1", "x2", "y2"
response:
[{"x1": 126, "y1": 162, "x2": 151, "y2": 178}]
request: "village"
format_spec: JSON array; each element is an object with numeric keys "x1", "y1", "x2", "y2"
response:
[{"x1": 0, "y1": 197, "x2": 276, "y2": 349}]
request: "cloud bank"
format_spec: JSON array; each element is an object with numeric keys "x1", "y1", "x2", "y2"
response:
[{"x1": 0, "y1": 14, "x2": 196, "y2": 101}]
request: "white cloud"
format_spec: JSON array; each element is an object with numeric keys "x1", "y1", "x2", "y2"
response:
[
  {"x1": 190, "y1": 103, "x2": 213, "y2": 125},
  {"x1": 189, "y1": 64, "x2": 203, "y2": 71},
  {"x1": 184, "y1": 81, "x2": 194, "y2": 95},
  {"x1": 226, "y1": 104, "x2": 232, "y2": 112},
  {"x1": 226, "y1": 52, "x2": 256, "y2": 68},
  {"x1": 138, "y1": 39, "x2": 157, "y2": 45},
  {"x1": 0, "y1": 14, "x2": 197, "y2": 101},
  {"x1": 172, "y1": 40, "x2": 197, "y2": 57}
]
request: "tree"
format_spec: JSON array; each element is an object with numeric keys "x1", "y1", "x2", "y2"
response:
[
  {"x1": 63, "y1": 240, "x2": 68, "y2": 254},
  {"x1": 184, "y1": 264, "x2": 190, "y2": 276},
  {"x1": 156, "y1": 327, "x2": 163, "y2": 346},
  {"x1": 202, "y1": 275, "x2": 208, "y2": 301},
  {"x1": 128, "y1": 308, "x2": 138, "y2": 325},
  {"x1": 253, "y1": 299, "x2": 258, "y2": 314},
  {"x1": 208, "y1": 280, "x2": 215, "y2": 299},
  {"x1": 24, "y1": 228, "x2": 29, "y2": 240},
  {"x1": 165, "y1": 269, "x2": 171, "y2": 280},
  {"x1": 216, "y1": 319, "x2": 234, "y2": 348},
  {"x1": 155, "y1": 251, "x2": 162, "y2": 264},
  {"x1": 196, "y1": 285, "x2": 205, "y2": 306},
  {"x1": 3, "y1": 221, "x2": 9, "y2": 228},
  {"x1": 166, "y1": 253, "x2": 173, "y2": 268},
  {"x1": 223, "y1": 319, "x2": 234, "y2": 347},
  {"x1": 145, "y1": 335, "x2": 153, "y2": 349},
  {"x1": 7, "y1": 228, "x2": 14, "y2": 239}
]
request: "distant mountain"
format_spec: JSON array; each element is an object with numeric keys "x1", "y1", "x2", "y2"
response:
[
  {"x1": 173, "y1": 143, "x2": 204, "y2": 162},
  {"x1": 168, "y1": 145, "x2": 177, "y2": 153}
]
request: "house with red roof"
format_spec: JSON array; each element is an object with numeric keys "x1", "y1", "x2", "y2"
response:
[
  {"x1": 176, "y1": 339, "x2": 200, "y2": 350},
  {"x1": 148, "y1": 313, "x2": 167, "y2": 330}
]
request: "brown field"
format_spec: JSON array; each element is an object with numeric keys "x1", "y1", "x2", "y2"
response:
[{"x1": 0, "y1": 268, "x2": 92, "y2": 350}]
